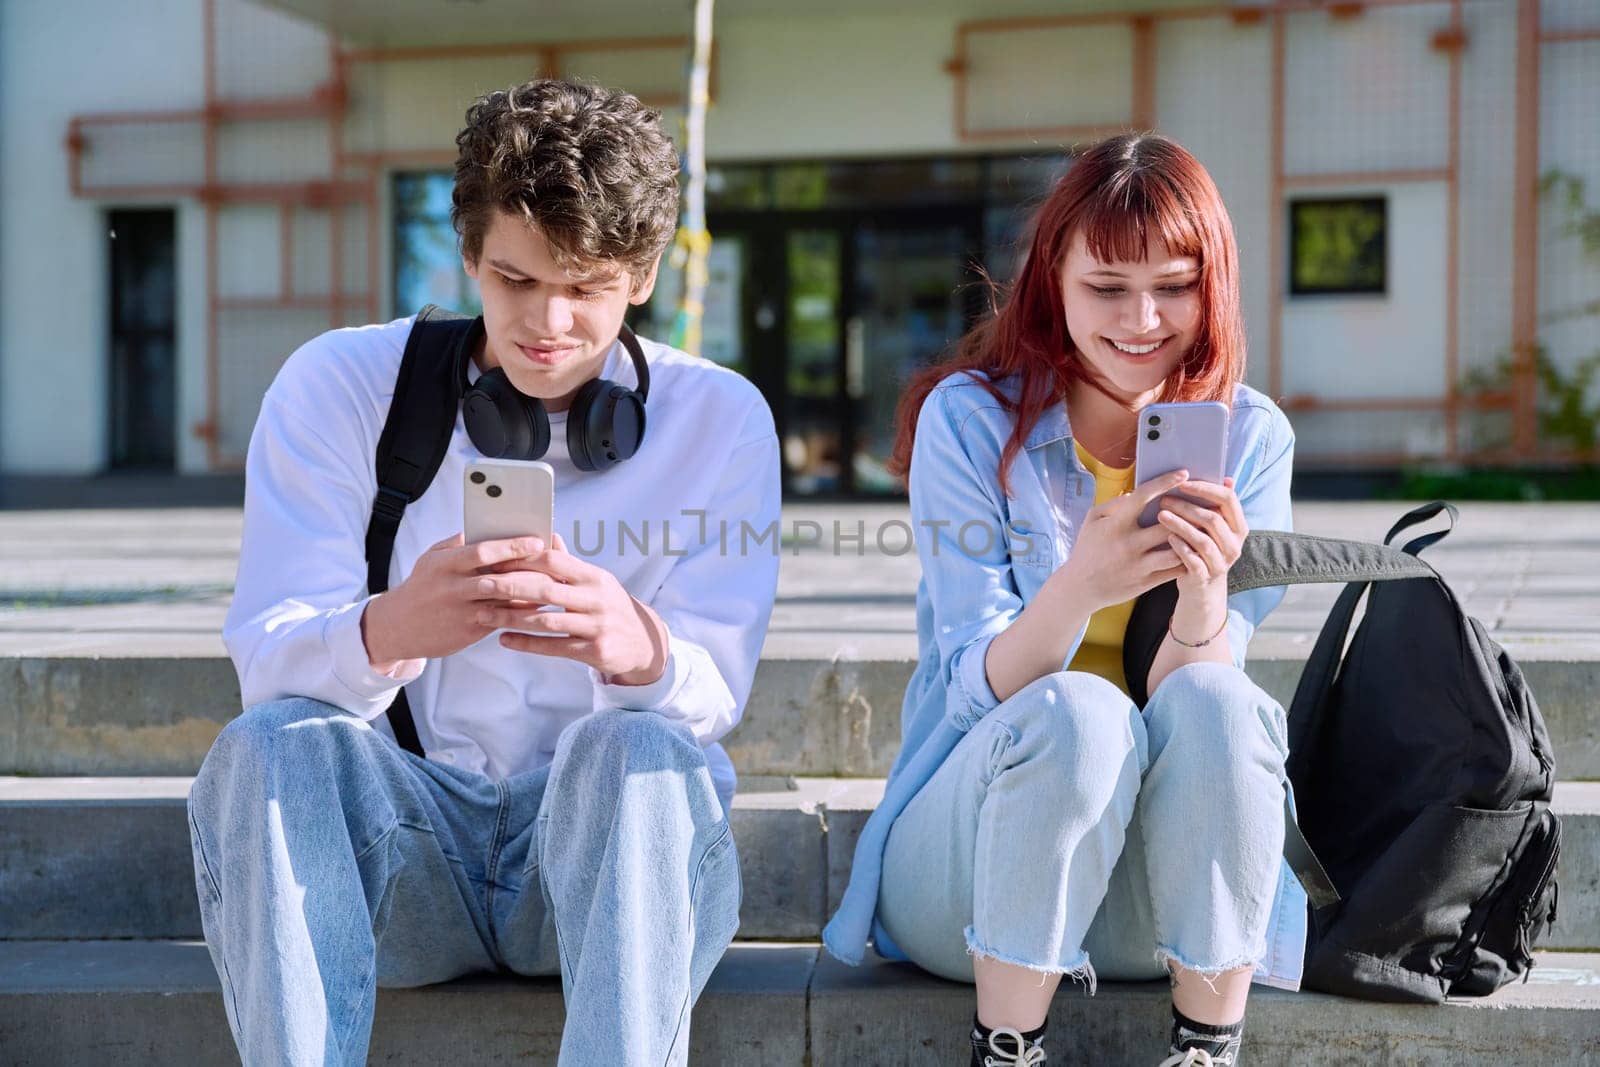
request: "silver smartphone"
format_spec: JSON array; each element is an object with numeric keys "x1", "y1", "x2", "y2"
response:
[
  {"x1": 464, "y1": 459, "x2": 557, "y2": 637},
  {"x1": 463, "y1": 459, "x2": 555, "y2": 546},
  {"x1": 1133, "y1": 401, "x2": 1229, "y2": 528}
]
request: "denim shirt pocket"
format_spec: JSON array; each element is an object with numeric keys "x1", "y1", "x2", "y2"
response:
[{"x1": 1004, "y1": 515, "x2": 1055, "y2": 601}]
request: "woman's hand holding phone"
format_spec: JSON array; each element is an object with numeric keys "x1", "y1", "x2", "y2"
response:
[
  {"x1": 1156, "y1": 476, "x2": 1247, "y2": 596},
  {"x1": 1050, "y1": 469, "x2": 1193, "y2": 611},
  {"x1": 987, "y1": 469, "x2": 1192, "y2": 703},
  {"x1": 1152, "y1": 475, "x2": 1249, "y2": 648}
]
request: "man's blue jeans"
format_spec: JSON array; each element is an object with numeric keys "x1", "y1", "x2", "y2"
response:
[
  {"x1": 878, "y1": 663, "x2": 1290, "y2": 988},
  {"x1": 187, "y1": 698, "x2": 741, "y2": 1066}
]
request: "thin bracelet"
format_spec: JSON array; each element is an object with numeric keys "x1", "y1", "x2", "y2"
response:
[{"x1": 1167, "y1": 615, "x2": 1228, "y2": 648}]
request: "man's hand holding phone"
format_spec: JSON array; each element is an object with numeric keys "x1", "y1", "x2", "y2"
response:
[
  {"x1": 361, "y1": 532, "x2": 551, "y2": 672},
  {"x1": 362, "y1": 531, "x2": 669, "y2": 687},
  {"x1": 475, "y1": 532, "x2": 670, "y2": 687}
]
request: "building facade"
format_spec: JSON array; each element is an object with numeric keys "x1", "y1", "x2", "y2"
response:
[{"x1": 2, "y1": 0, "x2": 1597, "y2": 496}]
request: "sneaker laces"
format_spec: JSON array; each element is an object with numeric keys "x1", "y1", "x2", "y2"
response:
[
  {"x1": 1157, "y1": 1050, "x2": 1214, "y2": 1067},
  {"x1": 983, "y1": 1026, "x2": 1047, "y2": 1066}
]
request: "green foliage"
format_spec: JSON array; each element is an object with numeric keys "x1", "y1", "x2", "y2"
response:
[
  {"x1": 1394, "y1": 466, "x2": 1600, "y2": 502},
  {"x1": 1539, "y1": 170, "x2": 1600, "y2": 261},
  {"x1": 1461, "y1": 345, "x2": 1600, "y2": 452},
  {"x1": 1454, "y1": 169, "x2": 1600, "y2": 456}
]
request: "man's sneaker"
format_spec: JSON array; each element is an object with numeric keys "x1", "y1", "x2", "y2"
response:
[{"x1": 973, "y1": 1025, "x2": 1047, "y2": 1066}]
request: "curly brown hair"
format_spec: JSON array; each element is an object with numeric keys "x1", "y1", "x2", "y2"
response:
[{"x1": 451, "y1": 79, "x2": 680, "y2": 289}]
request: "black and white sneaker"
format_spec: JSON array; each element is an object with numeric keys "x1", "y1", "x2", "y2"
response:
[
  {"x1": 1159, "y1": 1033, "x2": 1240, "y2": 1066},
  {"x1": 1163, "y1": 1007, "x2": 1242, "y2": 1065},
  {"x1": 1159, "y1": 1049, "x2": 1223, "y2": 1067},
  {"x1": 972, "y1": 1024, "x2": 1047, "y2": 1066}
]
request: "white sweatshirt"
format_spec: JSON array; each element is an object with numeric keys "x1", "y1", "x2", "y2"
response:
[{"x1": 223, "y1": 315, "x2": 782, "y2": 807}]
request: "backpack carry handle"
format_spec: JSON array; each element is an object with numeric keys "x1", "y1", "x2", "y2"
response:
[{"x1": 1383, "y1": 500, "x2": 1458, "y2": 557}]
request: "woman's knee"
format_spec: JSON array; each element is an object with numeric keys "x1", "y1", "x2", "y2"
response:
[
  {"x1": 1006, "y1": 670, "x2": 1139, "y2": 739},
  {"x1": 994, "y1": 670, "x2": 1147, "y2": 785},
  {"x1": 1145, "y1": 662, "x2": 1287, "y2": 767}
]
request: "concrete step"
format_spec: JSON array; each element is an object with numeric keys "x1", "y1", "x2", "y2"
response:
[
  {"x1": 0, "y1": 775, "x2": 877, "y2": 944},
  {"x1": 1, "y1": 940, "x2": 1596, "y2": 1065},
  {"x1": 3, "y1": 644, "x2": 1598, "y2": 779},
  {"x1": 0, "y1": 940, "x2": 813, "y2": 1064},
  {"x1": 3, "y1": 777, "x2": 1595, "y2": 952}
]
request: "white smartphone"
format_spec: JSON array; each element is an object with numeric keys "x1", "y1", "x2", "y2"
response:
[
  {"x1": 1133, "y1": 401, "x2": 1229, "y2": 528},
  {"x1": 463, "y1": 459, "x2": 555, "y2": 547}
]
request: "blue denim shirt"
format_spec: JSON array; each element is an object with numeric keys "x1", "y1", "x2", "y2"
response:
[{"x1": 822, "y1": 370, "x2": 1307, "y2": 992}]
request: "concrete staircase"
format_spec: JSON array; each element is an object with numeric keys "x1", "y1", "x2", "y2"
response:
[
  {"x1": 3, "y1": 502, "x2": 1598, "y2": 1063},
  {"x1": 3, "y1": 688, "x2": 1597, "y2": 1064}
]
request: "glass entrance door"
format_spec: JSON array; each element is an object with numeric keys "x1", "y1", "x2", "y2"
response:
[
  {"x1": 748, "y1": 212, "x2": 982, "y2": 496},
  {"x1": 847, "y1": 223, "x2": 979, "y2": 494}
]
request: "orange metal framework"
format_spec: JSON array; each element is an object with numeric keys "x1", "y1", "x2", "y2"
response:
[
  {"x1": 947, "y1": 0, "x2": 1600, "y2": 466},
  {"x1": 65, "y1": 0, "x2": 695, "y2": 468}
]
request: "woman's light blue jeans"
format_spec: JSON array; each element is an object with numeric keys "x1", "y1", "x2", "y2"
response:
[
  {"x1": 878, "y1": 662, "x2": 1289, "y2": 988},
  {"x1": 186, "y1": 698, "x2": 741, "y2": 1066}
]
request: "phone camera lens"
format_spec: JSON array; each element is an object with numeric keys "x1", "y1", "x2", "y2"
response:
[
  {"x1": 1147, "y1": 429, "x2": 1160, "y2": 441},
  {"x1": 470, "y1": 471, "x2": 486, "y2": 484},
  {"x1": 1148, "y1": 415, "x2": 1161, "y2": 426},
  {"x1": 486, "y1": 485, "x2": 502, "y2": 498}
]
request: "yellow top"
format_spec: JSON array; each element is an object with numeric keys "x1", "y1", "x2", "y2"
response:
[{"x1": 1066, "y1": 440, "x2": 1137, "y2": 696}]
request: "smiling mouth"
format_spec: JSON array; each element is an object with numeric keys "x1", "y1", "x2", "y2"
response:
[{"x1": 1107, "y1": 337, "x2": 1171, "y2": 357}]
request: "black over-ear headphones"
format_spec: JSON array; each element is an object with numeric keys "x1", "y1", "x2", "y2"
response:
[{"x1": 458, "y1": 320, "x2": 651, "y2": 472}]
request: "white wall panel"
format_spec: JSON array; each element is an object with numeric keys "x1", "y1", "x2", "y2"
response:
[
  {"x1": 1280, "y1": 181, "x2": 1450, "y2": 409},
  {"x1": 1284, "y1": 2, "x2": 1453, "y2": 176},
  {"x1": 216, "y1": 205, "x2": 281, "y2": 299},
  {"x1": 963, "y1": 23, "x2": 1134, "y2": 134},
  {"x1": 1154, "y1": 16, "x2": 1274, "y2": 395},
  {"x1": 0, "y1": 0, "x2": 204, "y2": 473},
  {"x1": 1537, "y1": 38, "x2": 1600, "y2": 399},
  {"x1": 1456, "y1": 0, "x2": 1518, "y2": 396},
  {"x1": 705, "y1": 15, "x2": 958, "y2": 159}
]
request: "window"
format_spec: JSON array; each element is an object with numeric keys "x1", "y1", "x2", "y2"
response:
[
  {"x1": 1288, "y1": 196, "x2": 1387, "y2": 296},
  {"x1": 393, "y1": 172, "x2": 479, "y2": 316}
]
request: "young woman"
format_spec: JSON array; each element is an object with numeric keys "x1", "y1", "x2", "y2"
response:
[{"x1": 822, "y1": 133, "x2": 1302, "y2": 1067}]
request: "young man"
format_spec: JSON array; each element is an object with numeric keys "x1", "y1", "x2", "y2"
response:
[{"x1": 188, "y1": 79, "x2": 781, "y2": 1065}]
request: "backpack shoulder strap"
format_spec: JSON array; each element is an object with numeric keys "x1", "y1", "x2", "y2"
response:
[
  {"x1": 364, "y1": 305, "x2": 480, "y2": 758},
  {"x1": 365, "y1": 305, "x2": 479, "y2": 595}
]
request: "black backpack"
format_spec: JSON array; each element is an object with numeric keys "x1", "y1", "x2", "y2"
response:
[
  {"x1": 1126, "y1": 502, "x2": 1560, "y2": 1003},
  {"x1": 364, "y1": 305, "x2": 481, "y2": 759}
]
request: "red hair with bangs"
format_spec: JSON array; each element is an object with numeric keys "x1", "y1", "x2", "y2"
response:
[{"x1": 889, "y1": 133, "x2": 1247, "y2": 496}]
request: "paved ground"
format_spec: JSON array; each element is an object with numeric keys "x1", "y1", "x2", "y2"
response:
[{"x1": 1, "y1": 500, "x2": 1598, "y2": 660}]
